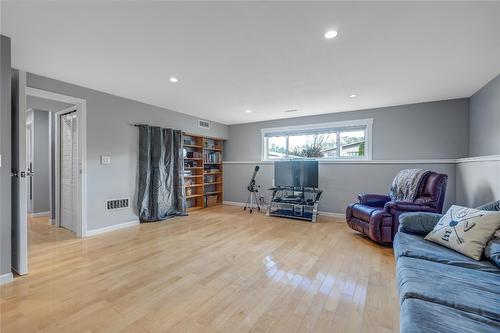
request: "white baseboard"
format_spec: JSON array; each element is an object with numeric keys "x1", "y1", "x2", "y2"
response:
[
  {"x1": 49, "y1": 218, "x2": 56, "y2": 225},
  {"x1": 0, "y1": 272, "x2": 14, "y2": 285},
  {"x1": 223, "y1": 201, "x2": 251, "y2": 208},
  {"x1": 223, "y1": 200, "x2": 270, "y2": 212},
  {"x1": 31, "y1": 211, "x2": 50, "y2": 217},
  {"x1": 318, "y1": 211, "x2": 346, "y2": 219},
  {"x1": 222, "y1": 201, "x2": 345, "y2": 219},
  {"x1": 86, "y1": 220, "x2": 140, "y2": 237}
]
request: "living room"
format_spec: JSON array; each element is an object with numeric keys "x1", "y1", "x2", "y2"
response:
[{"x1": 1, "y1": 1, "x2": 499, "y2": 333}]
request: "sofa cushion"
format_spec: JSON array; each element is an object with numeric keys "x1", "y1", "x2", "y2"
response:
[
  {"x1": 401, "y1": 298, "x2": 500, "y2": 333},
  {"x1": 396, "y1": 256, "x2": 500, "y2": 322},
  {"x1": 399, "y1": 212, "x2": 442, "y2": 236},
  {"x1": 484, "y1": 236, "x2": 500, "y2": 268},
  {"x1": 476, "y1": 200, "x2": 500, "y2": 212},
  {"x1": 425, "y1": 205, "x2": 500, "y2": 260},
  {"x1": 351, "y1": 204, "x2": 382, "y2": 221},
  {"x1": 394, "y1": 232, "x2": 499, "y2": 274}
]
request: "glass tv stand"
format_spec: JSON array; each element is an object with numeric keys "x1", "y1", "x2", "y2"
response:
[{"x1": 266, "y1": 186, "x2": 323, "y2": 222}]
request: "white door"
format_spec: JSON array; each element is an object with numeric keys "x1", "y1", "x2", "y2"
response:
[
  {"x1": 11, "y1": 71, "x2": 28, "y2": 275},
  {"x1": 60, "y1": 112, "x2": 78, "y2": 233}
]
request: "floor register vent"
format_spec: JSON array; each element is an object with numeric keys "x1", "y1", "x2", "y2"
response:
[{"x1": 106, "y1": 198, "x2": 129, "y2": 210}]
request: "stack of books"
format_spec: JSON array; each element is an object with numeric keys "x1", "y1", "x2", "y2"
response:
[{"x1": 204, "y1": 151, "x2": 221, "y2": 163}]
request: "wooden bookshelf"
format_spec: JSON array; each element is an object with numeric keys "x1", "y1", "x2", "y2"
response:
[{"x1": 182, "y1": 133, "x2": 224, "y2": 211}]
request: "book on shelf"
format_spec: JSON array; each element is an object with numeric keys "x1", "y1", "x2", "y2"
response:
[
  {"x1": 204, "y1": 151, "x2": 221, "y2": 164},
  {"x1": 204, "y1": 168, "x2": 220, "y2": 174}
]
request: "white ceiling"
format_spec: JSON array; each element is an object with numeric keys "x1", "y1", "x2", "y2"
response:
[{"x1": 2, "y1": 1, "x2": 499, "y2": 125}]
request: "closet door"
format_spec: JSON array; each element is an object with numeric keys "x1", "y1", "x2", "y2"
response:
[{"x1": 60, "y1": 112, "x2": 78, "y2": 233}]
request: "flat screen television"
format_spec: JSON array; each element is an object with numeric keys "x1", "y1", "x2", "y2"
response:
[{"x1": 274, "y1": 160, "x2": 319, "y2": 188}]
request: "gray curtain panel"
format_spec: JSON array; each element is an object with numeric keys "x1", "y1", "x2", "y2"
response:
[{"x1": 137, "y1": 125, "x2": 187, "y2": 222}]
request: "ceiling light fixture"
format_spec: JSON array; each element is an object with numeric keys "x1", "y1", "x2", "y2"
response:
[
  {"x1": 245, "y1": 109, "x2": 252, "y2": 113},
  {"x1": 324, "y1": 30, "x2": 338, "y2": 39},
  {"x1": 349, "y1": 93, "x2": 358, "y2": 98},
  {"x1": 169, "y1": 77, "x2": 178, "y2": 83}
]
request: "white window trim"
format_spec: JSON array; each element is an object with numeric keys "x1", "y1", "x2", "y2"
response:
[{"x1": 260, "y1": 118, "x2": 373, "y2": 161}]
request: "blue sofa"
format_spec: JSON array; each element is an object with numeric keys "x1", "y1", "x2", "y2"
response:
[{"x1": 393, "y1": 201, "x2": 500, "y2": 333}]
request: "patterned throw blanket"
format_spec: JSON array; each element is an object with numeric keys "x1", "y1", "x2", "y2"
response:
[{"x1": 390, "y1": 169, "x2": 431, "y2": 202}]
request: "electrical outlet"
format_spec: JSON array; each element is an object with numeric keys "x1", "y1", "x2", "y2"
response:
[{"x1": 101, "y1": 155, "x2": 111, "y2": 165}]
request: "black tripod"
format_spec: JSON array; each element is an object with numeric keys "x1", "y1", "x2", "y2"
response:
[{"x1": 244, "y1": 166, "x2": 260, "y2": 213}]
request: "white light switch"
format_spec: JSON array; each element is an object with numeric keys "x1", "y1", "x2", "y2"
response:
[{"x1": 101, "y1": 155, "x2": 111, "y2": 165}]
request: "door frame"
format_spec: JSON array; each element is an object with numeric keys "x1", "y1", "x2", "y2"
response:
[{"x1": 26, "y1": 87, "x2": 88, "y2": 237}]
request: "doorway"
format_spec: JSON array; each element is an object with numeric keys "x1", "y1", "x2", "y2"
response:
[
  {"x1": 25, "y1": 105, "x2": 79, "y2": 234},
  {"x1": 24, "y1": 87, "x2": 88, "y2": 238},
  {"x1": 25, "y1": 106, "x2": 79, "y2": 246}
]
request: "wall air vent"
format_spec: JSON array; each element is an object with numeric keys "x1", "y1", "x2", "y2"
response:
[
  {"x1": 106, "y1": 198, "x2": 129, "y2": 210},
  {"x1": 198, "y1": 119, "x2": 210, "y2": 129}
]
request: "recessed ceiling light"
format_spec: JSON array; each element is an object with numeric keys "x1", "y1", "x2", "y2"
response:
[
  {"x1": 324, "y1": 30, "x2": 338, "y2": 39},
  {"x1": 169, "y1": 77, "x2": 178, "y2": 83},
  {"x1": 349, "y1": 93, "x2": 358, "y2": 98},
  {"x1": 245, "y1": 109, "x2": 252, "y2": 113}
]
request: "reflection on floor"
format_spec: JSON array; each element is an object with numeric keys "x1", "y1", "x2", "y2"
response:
[
  {"x1": 28, "y1": 214, "x2": 76, "y2": 272},
  {"x1": 2, "y1": 206, "x2": 399, "y2": 333}
]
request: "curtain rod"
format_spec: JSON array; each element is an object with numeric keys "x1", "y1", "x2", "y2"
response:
[{"x1": 130, "y1": 123, "x2": 178, "y2": 129}]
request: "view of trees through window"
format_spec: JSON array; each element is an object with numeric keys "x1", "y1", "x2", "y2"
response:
[{"x1": 267, "y1": 129, "x2": 365, "y2": 159}]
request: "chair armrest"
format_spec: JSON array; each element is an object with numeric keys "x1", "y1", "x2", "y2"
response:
[
  {"x1": 358, "y1": 193, "x2": 391, "y2": 207},
  {"x1": 384, "y1": 201, "x2": 436, "y2": 213},
  {"x1": 398, "y1": 212, "x2": 443, "y2": 235}
]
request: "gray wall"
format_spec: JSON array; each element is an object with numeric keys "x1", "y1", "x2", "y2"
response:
[
  {"x1": 225, "y1": 99, "x2": 469, "y2": 161},
  {"x1": 456, "y1": 160, "x2": 500, "y2": 208},
  {"x1": 32, "y1": 110, "x2": 50, "y2": 214},
  {"x1": 469, "y1": 74, "x2": 500, "y2": 157},
  {"x1": 225, "y1": 162, "x2": 456, "y2": 214},
  {"x1": 26, "y1": 73, "x2": 229, "y2": 231},
  {"x1": 224, "y1": 99, "x2": 468, "y2": 214},
  {"x1": 456, "y1": 74, "x2": 500, "y2": 208},
  {"x1": 0, "y1": 35, "x2": 12, "y2": 276}
]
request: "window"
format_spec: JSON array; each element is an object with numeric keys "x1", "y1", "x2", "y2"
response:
[{"x1": 261, "y1": 119, "x2": 372, "y2": 161}]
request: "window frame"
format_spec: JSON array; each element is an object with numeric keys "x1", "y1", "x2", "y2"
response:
[{"x1": 260, "y1": 118, "x2": 373, "y2": 161}]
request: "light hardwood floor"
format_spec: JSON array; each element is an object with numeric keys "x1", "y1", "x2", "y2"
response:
[{"x1": 1, "y1": 206, "x2": 399, "y2": 333}]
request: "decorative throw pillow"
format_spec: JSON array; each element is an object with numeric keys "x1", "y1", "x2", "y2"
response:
[{"x1": 425, "y1": 205, "x2": 500, "y2": 260}]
